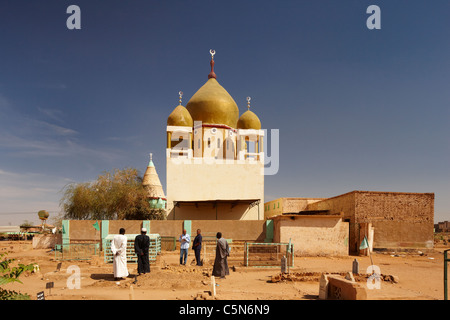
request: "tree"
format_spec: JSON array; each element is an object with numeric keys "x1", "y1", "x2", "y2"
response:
[
  {"x1": 20, "y1": 220, "x2": 33, "y2": 228},
  {"x1": 60, "y1": 168, "x2": 165, "y2": 220}
]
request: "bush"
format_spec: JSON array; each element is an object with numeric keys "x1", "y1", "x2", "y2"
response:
[
  {"x1": 0, "y1": 253, "x2": 35, "y2": 300},
  {"x1": 60, "y1": 167, "x2": 165, "y2": 220}
]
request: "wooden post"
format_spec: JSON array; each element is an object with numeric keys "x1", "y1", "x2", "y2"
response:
[
  {"x1": 211, "y1": 276, "x2": 216, "y2": 297},
  {"x1": 129, "y1": 285, "x2": 134, "y2": 300}
]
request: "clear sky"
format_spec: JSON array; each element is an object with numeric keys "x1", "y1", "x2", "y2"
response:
[{"x1": 0, "y1": 0, "x2": 449, "y2": 225}]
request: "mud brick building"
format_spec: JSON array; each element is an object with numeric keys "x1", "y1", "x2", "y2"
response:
[{"x1": 266, "y1": 191, "x2": 434, "y2": 254}]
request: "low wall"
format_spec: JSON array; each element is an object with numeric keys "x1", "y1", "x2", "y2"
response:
[
  {"x1": 191, "y1": 220, "x2": 266, "y2": 241},
  {"x1": 150, "y1": 220, "x2": 183, "y2": 237},
  {"x1": 65, "y1": 219, "x2": 266, "y2": 244},
  {"x1": 69, "y1": 220, "x2": 101, "y2": 243},
  {"x1": 32, "y1": 234, "x2": 61, "y2": 249},
  {"x1": 271, "y1": 215, "x2": 348, "y2": 256},
  {"x1": 109, "y1": 220, "x2": 143, "y2": 235},
  {"x1": 371, "y1": 221, "x2": 434, "y2": 249}
]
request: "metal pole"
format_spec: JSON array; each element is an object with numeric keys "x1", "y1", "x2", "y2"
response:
[
  {"x1": 246, "y1": 243, "x2": 248, "y2": 267},
  {"x1": 445, "y1": 249, "x2": 449, "y2": 300},
  {"x1": 291, "y1": 244, "x2": 294, "y2": 268}
]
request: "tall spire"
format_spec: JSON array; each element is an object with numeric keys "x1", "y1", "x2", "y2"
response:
[
  {"x1": 208, "y1": 49, "x2": 216, "y2": 79},
  {"x1": 142, "y1": 153, "x2": 166, "y2": 209}
]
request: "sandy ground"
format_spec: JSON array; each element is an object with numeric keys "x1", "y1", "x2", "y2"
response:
[{"x1": 1, "y1": 240, "x2": 448, "y2": 300}]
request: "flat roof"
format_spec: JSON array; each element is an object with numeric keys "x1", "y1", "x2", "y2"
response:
[
  {"x1": 265, "y1": 190, "x2": 435, "y2": 205},
  {"x1": 264, "y1": 197, "x2": 326, "y2": 203},
  {"x1": 174, "y1": 199, "x2": 260, "y2": 207},
  {"x1": 315, "y1": 190, "x2": 435, "y2": 202}
]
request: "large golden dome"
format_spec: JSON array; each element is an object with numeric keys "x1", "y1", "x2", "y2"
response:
[
  {"x1": 237, "y1": 109, "x2": 261, "y2": 130},
  {"x1": 185, "y1": 78, "x2": 239, "y2": 128},
  {"x1": 167, "y1": 104, "x2": 193, "y2": 127}
]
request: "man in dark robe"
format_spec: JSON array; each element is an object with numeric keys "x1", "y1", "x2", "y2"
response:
[
  {"x1": 134, "y1": 228, "x2": 150, "y2": 275},
  {"x1": 192, "y1": 229, "x2": 203, "y2": 266},
  {"x1": 212, "y1": 232, "x2": 230, "y2": 279}
]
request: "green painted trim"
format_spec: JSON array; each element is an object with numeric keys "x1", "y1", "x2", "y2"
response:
[
  {"x1": 62, "y1": 220, "x2": 70, "y2": 245},
  {"x1": 265, "y1": 219, "x2": 274, "y2": 242},
  {"x1": 143, "y1": 220, "x2": 150, "y2": 233},
  {"x1": 183, "y1": 220, "x2": 192, "y2": 238},
  {"x1": 101, "y1": 220, "x2": 109, "y2": 251}
]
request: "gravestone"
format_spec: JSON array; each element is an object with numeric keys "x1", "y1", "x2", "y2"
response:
[
  {"x1": 352, "y1": 259, "x2": 359, "y2": 274},
  {"x1": 281, "y1": 255, "x2": 287, "y2": 274}
]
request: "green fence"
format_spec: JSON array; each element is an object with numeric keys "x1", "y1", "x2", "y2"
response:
[
  {"x1": 244, "y1": 242, "x2": 294, "y2": 268},
  {"x1": 104, "y1": 234, "x2": 161, "y2": 264},
  {"x1": 160, "y1": 236, "x2": 176, "y2": 251}
]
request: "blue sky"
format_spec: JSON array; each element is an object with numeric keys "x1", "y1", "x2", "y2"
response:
[{"x1": 0, "y1": 1, "x2": 449, "y2": 225}]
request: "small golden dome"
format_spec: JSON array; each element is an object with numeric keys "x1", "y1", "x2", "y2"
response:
[
  {"x1": 167, "y1": 104, "x2": 193, "y2": 127},
  {"x1": 237, "y1": 109, "x2": 261, "y2": 130},
  {"x1": 186, "y1": 78, "x2": 239, "y2": 128}
]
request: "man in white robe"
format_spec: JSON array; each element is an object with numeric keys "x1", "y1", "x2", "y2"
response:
[{"x1": 111, "y1": 228, "x2": 129, "y2": 280}]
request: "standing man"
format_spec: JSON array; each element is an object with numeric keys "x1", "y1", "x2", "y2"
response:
[
  {"x1": 134, "y1": 228, "x2": 150, "y2": 275},
  {"x1": 179, "y1": 229, "x2": 190, "y2": 265},
  {"x1": 192, "y1": 229, "x2": 203, "y2": 266},
  {"x1": 111, "y1": 228, "x2": 129, "y2": 281},
  {"x1": 212, "y1": 232, "x2": 230, "y2": 279}
]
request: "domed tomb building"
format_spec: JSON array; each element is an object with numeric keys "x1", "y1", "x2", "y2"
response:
[{"x1": 165, "y1": 51, "x2": 264, "y2": 220}]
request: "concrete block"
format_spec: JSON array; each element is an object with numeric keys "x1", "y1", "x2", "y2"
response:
[
  {"x1": 345, "y1": 271, "x2": 355, "y2": 282},
  {"x1": 32, "y1": 234, "x2": 60, "y2": 249},
  {"x1": 327, "y1": 275, "x2": 367, "y2": 300}
]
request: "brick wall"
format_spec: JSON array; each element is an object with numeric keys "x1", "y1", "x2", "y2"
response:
[
  {"x1": 306, "y1": 191, "x2": 435, "y2": 252},
  {"x1": 355, "y1": 192, "x2": 434, "y2": 249}
]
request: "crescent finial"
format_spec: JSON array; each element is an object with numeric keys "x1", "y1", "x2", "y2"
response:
[{"x1": 208, "y1": 49, "x2": 217, "y2": 79}]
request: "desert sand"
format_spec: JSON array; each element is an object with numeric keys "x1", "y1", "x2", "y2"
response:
[{"x1": 1, "y1": 240, "x2": 448, "y2": 300}]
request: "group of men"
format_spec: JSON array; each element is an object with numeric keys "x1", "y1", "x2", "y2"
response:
[
  {"x1": 111, "y1": 227, "x2": 151, "y2": 281},
  {"x1": 111, "y1": 228, "x2": 230, "y2": 280},
  {"x1": 178, "y1": 229, "x2": 230, "y2": 278}
]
